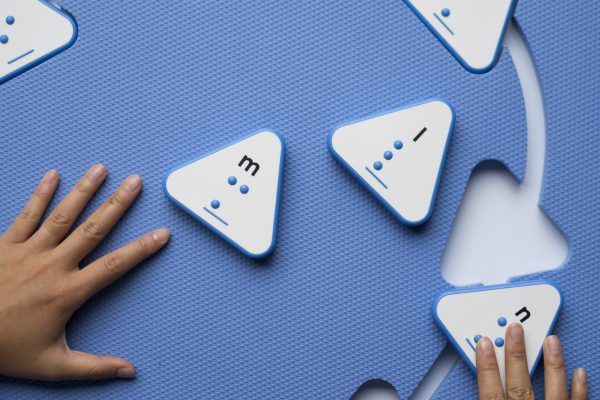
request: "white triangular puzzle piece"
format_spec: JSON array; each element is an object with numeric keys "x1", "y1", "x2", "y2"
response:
[
  {"x1": 404, "y1": 0, "x2": 517, "y2": 73},
  {"x1": 165, "y1": 130, "x2": 285, "y2": 258},
  {"x1": 433, "y1": 282, "x2": 563, "y2": 387},
  {"x1": 1, "y1": 0, "x2": 77, "y2": 84},
  {"x1": 329, "y1": 99, "x2": 454, "y2": 225}
]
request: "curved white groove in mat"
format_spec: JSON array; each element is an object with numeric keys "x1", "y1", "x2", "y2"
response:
[
  {"x1": 440, "y1": 21, "x2": 568, "y2": 287},
  {"x1": 407, "y1": 20, "x2": 568, "y2": 400}
]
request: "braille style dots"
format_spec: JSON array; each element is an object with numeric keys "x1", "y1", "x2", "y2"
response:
[
  {"x1": 371, "y1": 140, "x2": 405, "y2": 171},
  {"x1": 441, "y1": 8, "x2": 451, "y2": 17},
  {"x1": 211, "y1": 200, "x2": 220, "y2": 209},
  {"x1": 226, "y1": 176, "x2": 250, "y2": 195},
  {"x1": 495, "y1": 337, "x2": 504, "y2": 347},
  {"x1": 498, "y1": 317, "x2": 507, "y2": 327},
  {"x1": 1, "y1": 15, "x2": 15, "y2": 45},
  {"x1": 474, "y1": 335, "x2": 482, "y2": 343}
]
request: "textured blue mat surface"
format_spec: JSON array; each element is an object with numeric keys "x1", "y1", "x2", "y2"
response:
[
  {"x1": 0, "y1": 1, "x2": 531, "y2": 398},
  {"x1": 434, "y1": 2, "x2": 600, "y2": 399}
]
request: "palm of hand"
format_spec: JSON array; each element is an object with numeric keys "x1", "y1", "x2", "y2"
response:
[{"x1": 0, "y1": 165, "x2": 169, "y2": 381}]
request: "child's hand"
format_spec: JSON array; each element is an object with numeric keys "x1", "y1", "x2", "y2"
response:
[
  {"x1": 476, "y1": 324, "x2": 587, "y2": 399},
  {"x1": 0, "y1": 165, "x2": 170, "y2": 381}
]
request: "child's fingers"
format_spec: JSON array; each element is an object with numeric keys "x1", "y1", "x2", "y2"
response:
[
  {"x1": 543, "y1": 336, "x2": 568, "y2": 400},
  {"x1": 571, "y1": 368, "x2": 588, "y2": 400},
  {"x1": 3, "y1": 170, "x2": 59, "y2": 243},
  {"x1": 31, "y1": 164, "x2": 107, "y2": 248},
  {"x1": 505, "y1": 324, "x2": 534, "y2": 400},
  {"x1": 52, "y1": 349, "x2": 135, "y2": 381},
  {"x1": 70, "y1": 228, "x2": 170, "y2": 306},
  {"x1": 57, "y1": 174, "x2": 141, "y2": 263},
  {"x1": 476, "y1": 337, "x2": 505, "y2": 400}
]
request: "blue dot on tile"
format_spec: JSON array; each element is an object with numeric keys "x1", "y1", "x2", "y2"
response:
[
  {"x1": 384, "y1": 151, "x2": 393, "y2": 160},
  {"x1": 394, "y1": 140, "x2": 403, "y2": 150},
  {"x1": 6, "y1": 16, "x2": 15, "y2": 25},
  {"x1": 498, "y1": 317, "x2": 507, "y2": 327},
  {"x1": 373, "y1": 161, "x2": 383, "y2": 170},
  {"x1": 228, "y1": 176, "x2": 237, "y2": 185},
  {"x1": 474, "y1": 335, "x2": 482, "y2": 343},
  {"x1": 211, "y1": 200, "x2": 220, "y2": 209},
  {"x1": 240, "y1": 185, "x2": 249, "y2": 194},
  {"x1": 495, "y1": 337, "x2": 504, "y2": 347},
  {"x1": 441, "y1": 8, "x2": 450, "y2": 17},
  {"x1": 0, "y1": 35, "x2": 8, "y2": 44}
]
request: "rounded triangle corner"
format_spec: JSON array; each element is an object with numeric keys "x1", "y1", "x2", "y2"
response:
[
  {"x1": 450, "y1": 0, "x2": 516, "y2": 76},
  {"x1": 162, "y1": 161, "x2": 186, "y2": 199},
  {"x1": 326, "y1": 125, "x2": 352, "y2": 175},
  {"x1": 461, "y1": 57, "x2": 499, "y2": 75},
  {"x1": 266, "y1": 128, "x2": 286, "y2": 143},
  {"x1": 326, "y1": 128, "x2": 338, "y2": 152},
  {"x1": 327, "y1": 123, "x2": 348, "y2": 159},
  {"x1": 255, "y1": 128, "x2": 286, "y2": 146},
  {"x1": 65, "y1": 21, "x2": 79, "y2": 51},
  {"x1": 539, "y1": 280, "x2": 564, "y2": 310},
  {"x1": 244, "y1": 239, "x2": 277, "y2": 259},
  {"x1": 425, "y1": 98, "x2": 457, "y2": 133},
  {"x1": 55, "y1": 5, "x2": 79, "y2": 49},
  {"x1": 1, "y1": 1, "x2": 79, "y2": 86},
  {"x1": 402, "y1": 202, "x2": 436, "y2": 227},
  {"x1": 431, "y1": 290, "x2": 450, "y2": 320},
  {"x1": 162, "y1": 171, "x2": 176, "y2": 200},
  {"x1": 36, "y1": 0, "x2": 79, "y2": 51},
  {"x1": 252, "y1": 129, "x2": 287, "y2": 167},
  {"x1": 404, "y1": 0, "x2": 517, "y2": 75},
  {"x1": 450, "y1": 8, "x2": 514, "y2": 75},
  {"x1": 437, "y1": 98, "x2": 456, "y2": 120}
]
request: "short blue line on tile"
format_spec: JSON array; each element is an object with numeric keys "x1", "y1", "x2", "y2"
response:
[
  {"x1": 434, "y1": 13, "x2": 455, "y2": 36},
  {"x1": 203, "y1": 207, "x2": 229, "y2": 226},
  {"x1": 365, "y1": 166, "x2": 388, "y2": 189},
  {"x1": 8, "y1": 49, "x2": 34, "y2": 65},
  {"x1": 466, "y1": 337, "x2": 476, "y2": 353}
]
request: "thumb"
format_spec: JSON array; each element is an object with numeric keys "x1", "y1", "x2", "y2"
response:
[{"x1": 53, "y1": 349, "x2": 136, "y2": 380}]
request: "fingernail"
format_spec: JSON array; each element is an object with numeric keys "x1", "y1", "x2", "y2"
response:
[
  {"x1": 546, "y1": 335, "x2": 561, "y2": 356},
  {"x1": 152, "y1": 228, "x2": 171, "y2": 243},
  {"x1": 479, "y1": 337, "x2": 493, "y2": 355},
  {"x1": 117, "y1": 367, "x2": 136, "y2": 379},
  {"x1": 42, "y1": 169, "x2": 58, "y2": 184},
  {"x1": 508, "y1": 323, "x2": 524, "y2": 343},
  {"x1": 576, "y1": 368, "x2": 586, "y2": 384},
  {"x1": 123, "y1": 174, "x2": 141, "y2": 192},
  {"x1": 87, "y1": 164, "x2": 106, "y2": 181}
]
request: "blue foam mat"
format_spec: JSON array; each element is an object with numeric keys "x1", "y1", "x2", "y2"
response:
[
  {"x1": 0, "y1": 1, "x2": 528, "y2": 398},
  {"x1": 434, "y1": 2, "x2": 600, "y2": 399}
]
